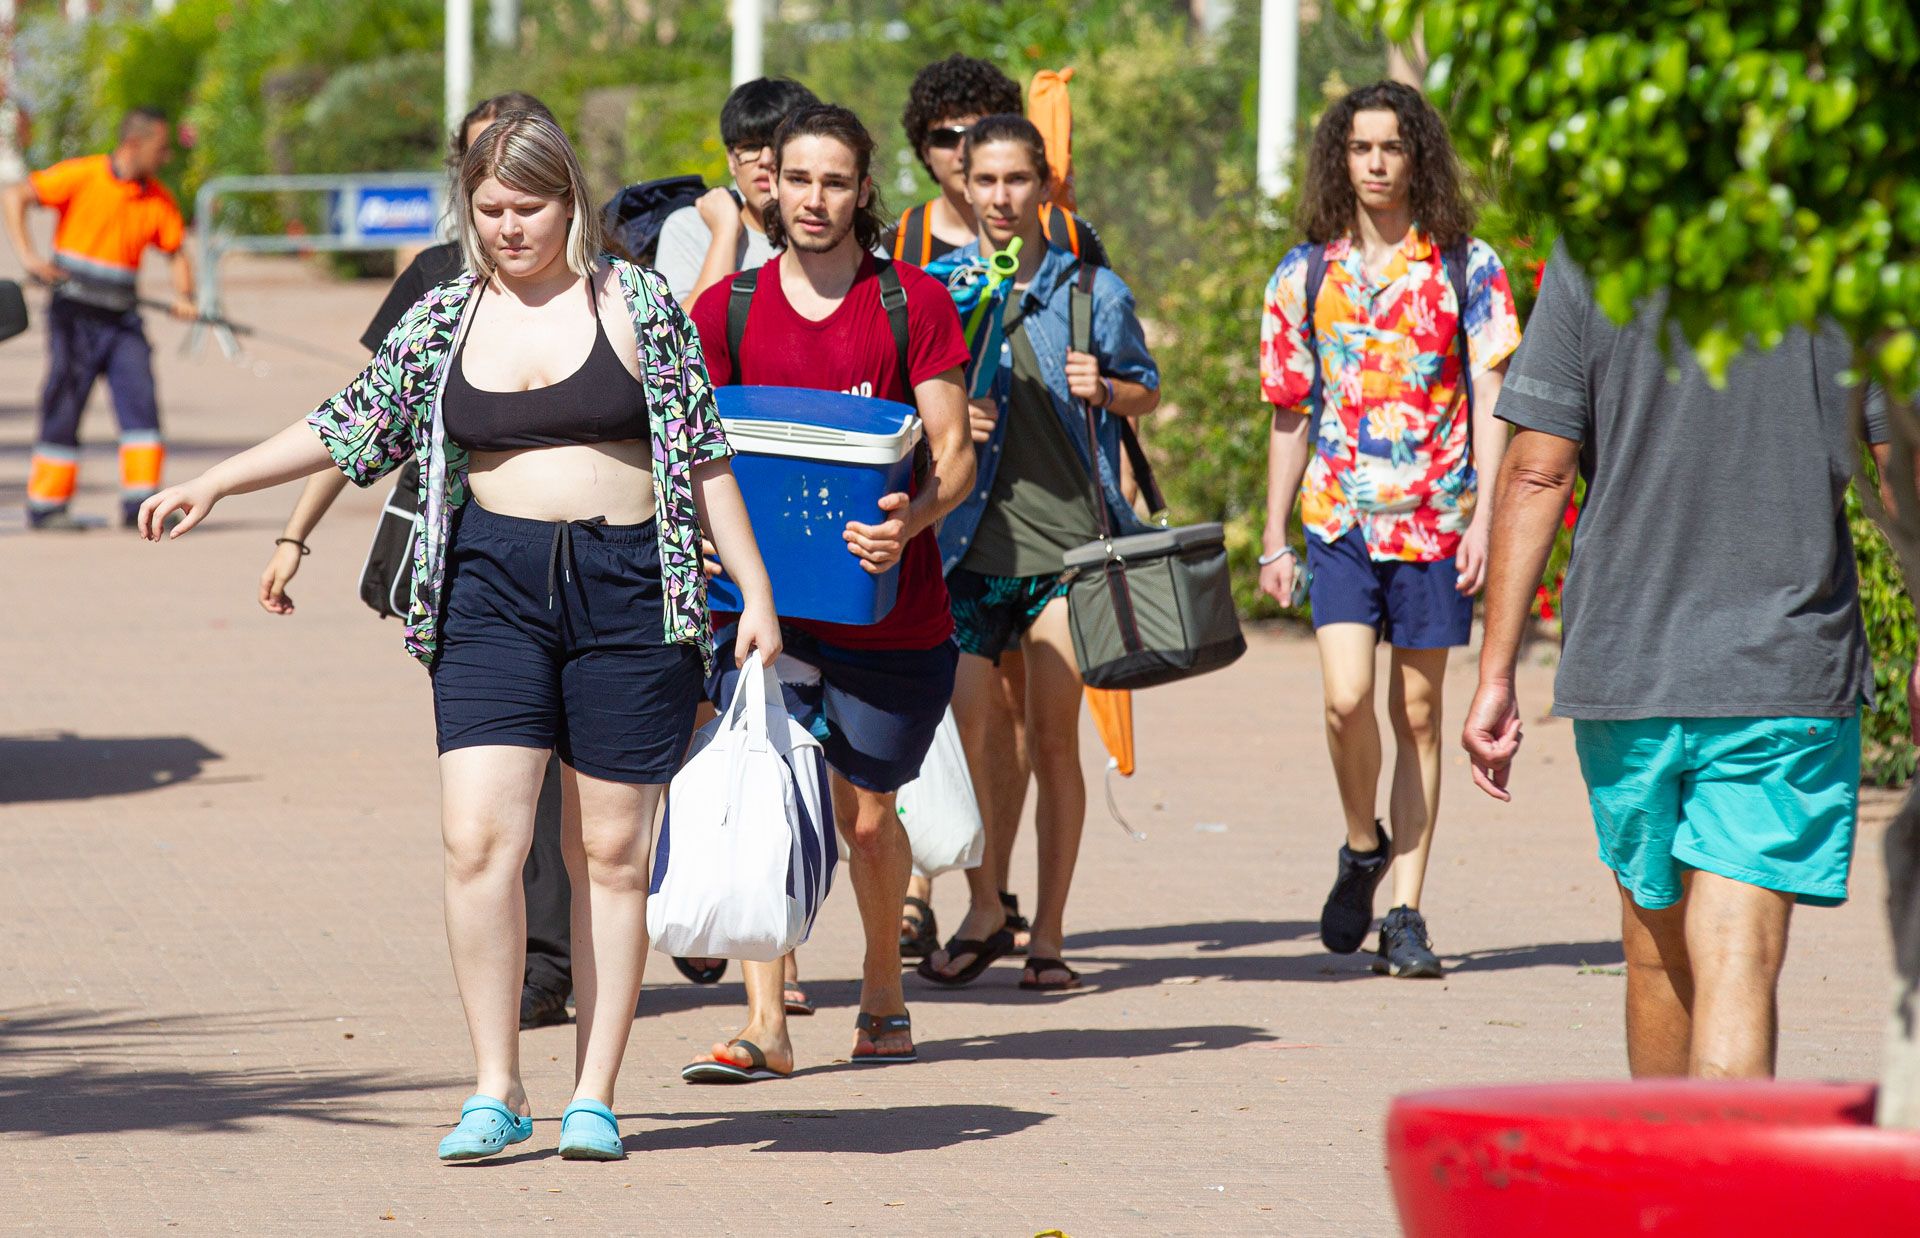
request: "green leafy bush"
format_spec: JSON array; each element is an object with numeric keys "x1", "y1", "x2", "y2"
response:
[{"x1": 1852, "y1": 481, "x2": 1919, "y2": 786}]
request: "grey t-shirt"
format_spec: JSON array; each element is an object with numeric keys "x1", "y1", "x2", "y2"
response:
[
  {"x1": 1498, "y1": 243, "x2": 1887, "y2": 720},
  {"x1": 654, "y1": 204, "x2": 777, "y2": 307}
]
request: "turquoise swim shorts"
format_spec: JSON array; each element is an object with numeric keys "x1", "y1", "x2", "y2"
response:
[{"x1": 1571, "y1": 714, "x2": 1861, "y2": 910}]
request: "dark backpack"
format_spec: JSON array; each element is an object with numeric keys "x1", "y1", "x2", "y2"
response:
[
  {"x1": 600, "y1": 175, "x2": 709, "y2": 266},
  {"x1": 1303, "y1": 238, "x2": 1474, "y2": 446}
]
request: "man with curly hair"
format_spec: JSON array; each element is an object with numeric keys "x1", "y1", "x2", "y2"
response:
[
  {"x1": 1257, "y1": 81, "x2": 1520, "y2": 978},
  {"x1": 888, "y1": 54, "x2": 1109, "y2": 270}
]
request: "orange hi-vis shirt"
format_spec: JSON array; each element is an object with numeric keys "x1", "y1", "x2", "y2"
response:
[{"x1": 29, "y1": 154, "x2": 184, "y2": 288}]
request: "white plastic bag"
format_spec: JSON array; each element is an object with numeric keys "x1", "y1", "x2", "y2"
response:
[
  {"x1": 648, "y1": 651, "x2": 836, "y2": 961},
  {"x1": 896, "y1": 706, "x2": 985, "y2": 877}
]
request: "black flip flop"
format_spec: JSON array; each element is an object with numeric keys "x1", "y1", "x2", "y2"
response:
[
  {"x1": 1000, "y1": 891, "x2": 1032, "y2": 957},
  {"x1": 899, "y1": 896, "x2": 939, "y2": 960},
  {"x1": 915, "y1": 927, "x2": 1015, "y2": 987},
  {"x1": 673, "y1": 957, "x2": 728, "y2": 985},
  {"x1": 783, "y1": 983, "x2": 814, "y2": 1016},
  {"x1": 681, "y1": 1038, "x2": 788, "y2": 1084},
  {"x1": 1019, "y1": 957, "x2": 1083, "y2": 992},
  {"x1": 851, "y1": 1012, "x2": 917, "y2": 1064}
]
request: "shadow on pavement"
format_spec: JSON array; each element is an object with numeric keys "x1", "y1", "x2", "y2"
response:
[
  {"x1": 0, "y1": 1006, "x2": 435, "y2": 1136},
  {"x1": 1066, "y1": 919, "x2": 1320, "y2": 952},
  {"x1": 909, "y1": 950, "x2": 1380, "y2": 1000},
  {"x1": 634, "y1": 1103, "x2": 1052, "y2": 1155},
  {"x1": 0, "y1": 732, "x2": 223, "y2": 803},
  {"x1": 916, "y1": 1023, "x2": 1276, "y2": 1062},
  {"x1": 1447, "y1": 940, "x2": 1626, "y2": 972}
]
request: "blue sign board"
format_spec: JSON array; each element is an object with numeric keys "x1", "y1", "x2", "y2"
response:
[{"x1": 337, "y1": 184, "x2": 442, "y2": 243}]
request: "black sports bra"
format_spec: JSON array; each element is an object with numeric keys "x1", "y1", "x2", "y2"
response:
[{"x1": 444, "y1": 276, "x2": 651, "y2": 453}]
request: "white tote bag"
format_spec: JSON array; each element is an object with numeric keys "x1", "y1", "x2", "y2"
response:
[
  {"x1": 896, "y1": 706, "x2": 986, "y2": 877},
  {"x1": 648, "y1": 651, "x2": 836, "y2": 962}
]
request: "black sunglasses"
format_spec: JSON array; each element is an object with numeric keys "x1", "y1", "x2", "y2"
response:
[{"x1": 924, "y1": 125, "x2": 970, "y2": 151}]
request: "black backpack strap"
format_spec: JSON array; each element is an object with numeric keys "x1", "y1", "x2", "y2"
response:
[
  {"x1": 1442, "y1": 238, "x2": 1475, "y2": 426},
  {"x1": 1068, "y1": 259, "x2": 1095, "y2": 355},
  {"x1": 725, "y1": 266, "x2": 760, "y2": 386},
  {"x1": 1302, "y1": 241, "x2": 1330, "y2": 443},
  {"x1": 874, "y1": 256, "x2": 913, "y2": 405}
]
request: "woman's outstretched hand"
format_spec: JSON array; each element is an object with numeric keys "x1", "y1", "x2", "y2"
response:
[{"x1": 137, "y1": 476, "x2": 222, "y2": 541}]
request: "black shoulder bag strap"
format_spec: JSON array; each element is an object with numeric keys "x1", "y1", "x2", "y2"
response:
[
  {"x1": 724, "y1": 266, "x2": 760, "y2": 386},
  {"x1": 1069, "y1": 261, "x2": 1165, "y2": 517}
]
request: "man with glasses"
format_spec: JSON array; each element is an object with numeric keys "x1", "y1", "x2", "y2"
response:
[{"x1": 656, "y1": 77, "x2": 819, "y2": 307}]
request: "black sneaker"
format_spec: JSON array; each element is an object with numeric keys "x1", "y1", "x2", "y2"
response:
[
  {"x1": 27, "y1": 508, "x2": 92, "y2": 532},
  {"x1": 1372, "y1": 906, "x2": 1443, "y2": 978},
  {"x1": 1319, "y1": 820, "x2": 1391, "y2": 954},
  {"x1": 519, "y1": 983, "x2": 572, "y2": 1029}
]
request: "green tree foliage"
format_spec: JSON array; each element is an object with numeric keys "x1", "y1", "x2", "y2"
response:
[
  {"x1": 1340, "y1": 0, "x2": 1920, "y2": 395},
  {"x1": 1852, "y1": 481, "x2": 1919, "y2": 784}
]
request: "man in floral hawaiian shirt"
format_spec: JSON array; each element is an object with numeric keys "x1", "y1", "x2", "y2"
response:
[{"x1": 1258, "y1": 82, "x2": 1520, "y2": 979}]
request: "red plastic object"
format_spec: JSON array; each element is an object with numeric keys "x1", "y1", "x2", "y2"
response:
[{"x1": 1388, "y1": 1081, "x2": 1920, "y2": 1237}]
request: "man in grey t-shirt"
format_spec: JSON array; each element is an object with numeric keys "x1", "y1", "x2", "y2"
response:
[
  {"x1": 654, "y1": 77, "x2": 816, "y2": 307},
  {"x1": 1464, "y1": 242, "x2": 1910, "y2": 1081}
]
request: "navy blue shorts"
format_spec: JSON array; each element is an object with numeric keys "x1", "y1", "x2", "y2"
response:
[
  {"x1": 707, "y1": 624, "x2": 957, "y2": 793},
  {"x1": 432, "y1": 503, "x2": 703, "y2": 784},
  {"x1": 1305, "y1": 526, "x2": 1473, "y2": 649}
]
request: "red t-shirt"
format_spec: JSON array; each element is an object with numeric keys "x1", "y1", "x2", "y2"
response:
[{"x1": 693, "y1": 253, "x2": 970, "y2": 650}]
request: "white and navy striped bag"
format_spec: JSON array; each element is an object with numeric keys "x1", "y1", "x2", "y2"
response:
[{"x1": 649, "y1": 651, "x2": 836, "y2": 961}]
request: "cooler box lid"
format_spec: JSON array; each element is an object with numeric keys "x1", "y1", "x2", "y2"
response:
[{"x1": 716, "y1": 386, "x2": 922, "y2": 465}]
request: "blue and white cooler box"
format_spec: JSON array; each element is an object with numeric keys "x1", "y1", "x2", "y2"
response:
[{"x1": 706, "y1": 386, "x2": 922, "y2": 625}]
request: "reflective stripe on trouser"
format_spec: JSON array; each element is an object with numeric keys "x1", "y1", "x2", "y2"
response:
[
  {"x1": 34, "y1": 298, "x2": 161, "y2": 511},
  {"x1": 119, "y1": 429, "x2": 164, "y2": 502},
  {"x1": 27, "y1": 444, "x2": 79, "y2": 512}
]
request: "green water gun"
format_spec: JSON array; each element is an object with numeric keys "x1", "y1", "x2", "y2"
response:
[{"x1": 961, "y1": 236, "x2": 1023, "y2": 399}]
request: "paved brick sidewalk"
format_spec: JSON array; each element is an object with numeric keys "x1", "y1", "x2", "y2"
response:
[{"x1": 0, "y1": 250, "x2": 1899, "y2": 1235}]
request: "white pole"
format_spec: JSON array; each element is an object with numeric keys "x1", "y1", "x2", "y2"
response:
[
  {"x1": 731, "y1": 0, "x2": 762, "y2": 87},
  {"x1": 1256, "y1": 0, "x2": 1298, "y2": 200},
  {"x1": 445, "y1": 0, "x2": 472, "y2": 143},
  {"x1": 65, "y1": 0, "x2": 88, "y2": 21},
  {"x1": 152, "y1": 0, "x2": 175, "y2": 14},
  {"x1": 488, "y1": 0, "x2": 516, "y2": 49}
]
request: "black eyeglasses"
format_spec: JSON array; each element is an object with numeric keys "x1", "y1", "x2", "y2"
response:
[{"x1": 924, "y1": 125, "x2": 970, "y2": 151}]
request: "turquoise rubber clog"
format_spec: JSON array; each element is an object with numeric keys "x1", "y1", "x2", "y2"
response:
[
  {"x1": 556, "y1": 1099, "x2": 626, "y2": 1161},
  {"x1": 437, "y1": 1095, "x2": 534, "y2": 1162}
]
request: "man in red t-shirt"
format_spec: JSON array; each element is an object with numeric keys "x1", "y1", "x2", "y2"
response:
[{"x1": 684, "y1": 104, "x2": 972, "y2": 1079}]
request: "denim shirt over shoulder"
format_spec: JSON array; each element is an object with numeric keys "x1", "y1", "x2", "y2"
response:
[{"x1": 936, "y1": 241, "x2": 1160, "y2": 574}]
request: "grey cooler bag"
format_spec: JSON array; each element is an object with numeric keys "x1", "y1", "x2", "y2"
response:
[{"x1": 1062, "y1": 523, "x2": 1247, "y2": 691}]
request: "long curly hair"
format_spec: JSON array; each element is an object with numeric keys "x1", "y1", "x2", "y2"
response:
[{"x1": 1297, "y1": 81, "x2": 1473, "y2": 248}]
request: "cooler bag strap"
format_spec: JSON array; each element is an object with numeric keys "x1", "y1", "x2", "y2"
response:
[
  {"x1": 725, "y1": 267, "x2": 761, "y2": 385},
  {"x1": 1065, "y1": 261, "x2": 1144, "y2": 655},
  {"x1": 1068, "y1": 260, "x2": 1165, "y2": 517}
]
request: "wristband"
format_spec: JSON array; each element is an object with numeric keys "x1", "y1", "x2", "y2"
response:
[
  {"x1": 275, "y1": 537, "x2": 311, "y2": 556},
  {"x1": 1100, "y1": 377, "x2": 1116, "y2": 409},
  {"x1": 1256, "y1": 545, "x2": 1296, "y2": 567}
]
